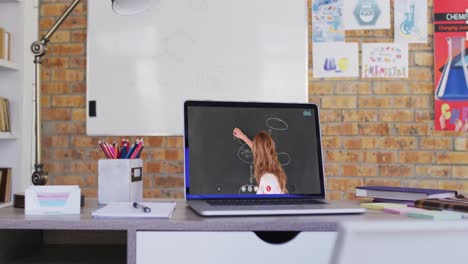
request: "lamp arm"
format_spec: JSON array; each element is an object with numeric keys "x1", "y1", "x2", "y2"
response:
[{"x1": 30, "y1": 0, "x2": 82, "y2": 186}]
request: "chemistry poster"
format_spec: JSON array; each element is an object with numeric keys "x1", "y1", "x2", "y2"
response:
[
  {"x1": 312, "y1": 0, "x2": 344, "y2": 42},
  {"x1": 343, "y1": 0, "x2": 390, "y2": 30},
  {"x1": 313, "y1": 42, "x2": 359, "y2": 78},
  {"x1": 361, "y1": 43, "x2": 409, "y2": 79},
  {"x1": 394, "y1": 0, "x2": 428, "y2": 43},
  {"x1": 434, "y1": 0, "x2": 468, "y2": 131}
]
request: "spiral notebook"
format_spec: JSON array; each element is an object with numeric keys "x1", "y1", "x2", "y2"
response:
[{"x1": 92, "y1": 202, "x2": 176, "y2": 218}]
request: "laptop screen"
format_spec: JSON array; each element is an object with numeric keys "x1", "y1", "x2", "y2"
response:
[{"x1": 184, "y1": 101, "x2": 325, "y2": 199}]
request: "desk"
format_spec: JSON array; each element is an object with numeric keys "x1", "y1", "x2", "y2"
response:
[{"x1": 0, "y1": 200, "x2": 410, "y2": 264}]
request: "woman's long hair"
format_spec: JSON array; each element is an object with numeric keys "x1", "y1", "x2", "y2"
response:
[{"x1": 252, "y1": 132, "x2": 288, "y2": 193}]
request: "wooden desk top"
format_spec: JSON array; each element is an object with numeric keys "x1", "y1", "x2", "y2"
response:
[{"x1": 0, "y1": 199, "x2": 411, "y2": 232}]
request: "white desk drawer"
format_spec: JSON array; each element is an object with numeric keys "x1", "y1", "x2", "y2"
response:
[{"x1": 137, "y1": 231, "x2": 336, "y2": 264}]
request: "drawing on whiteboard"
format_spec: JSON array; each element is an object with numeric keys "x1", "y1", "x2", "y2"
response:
[{"x1": 235, "y1": 117, "x2": 291, "y2": 194}]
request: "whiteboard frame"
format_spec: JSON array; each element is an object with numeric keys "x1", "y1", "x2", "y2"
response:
[{"x1": 86, "y1": 0, "x2": 308, "y2": 136}]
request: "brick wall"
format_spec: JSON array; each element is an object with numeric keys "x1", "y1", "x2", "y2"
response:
[{"x1": 39, "y1": 0, "x2": 468, "y2": 200}]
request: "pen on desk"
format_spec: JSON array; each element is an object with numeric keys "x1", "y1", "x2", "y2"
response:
[{"x1": 133, "y1": 202, "x2": 151, "y2": 213}]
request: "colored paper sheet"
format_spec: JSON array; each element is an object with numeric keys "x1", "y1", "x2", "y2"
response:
[
  {"x1": 361, "y1": 43, "x2": 409, "y2": 79},
  {"x1": 394, "y1": 0, "x2": 428, "y2": 43},
  {"x1": 343, "y1": 0, "x2": 390, "y2": 30},
  {"x1": 312, "y1": 42, "x2": 359, "y2": 78},
  {"x1": 360, "y1": 203, "x2": 407, "y2": 210},
  {"x1": 443, "y1": 210, "x2": 468, "y2": 218},
  {"x1": 434, "y1": 0, "x2": 468, "y2": 131},
  {"x1": 312, "y1": 0, "x2": 345, "y2": 42},
  {"x1": 407, "y1": 211, "x2": 462, "y2": 220},
  {"x1": 382, "y1": 207, "x2": 426, "y2": 215}
]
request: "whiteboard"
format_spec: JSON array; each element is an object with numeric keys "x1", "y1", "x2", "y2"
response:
[{"x1": 87, "y1": 0, "x2": 308, "y2": 136}]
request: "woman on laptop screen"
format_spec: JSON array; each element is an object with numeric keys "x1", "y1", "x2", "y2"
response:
[{"x1": 233, "y1": 128, "x2": 288, "y2": 194}]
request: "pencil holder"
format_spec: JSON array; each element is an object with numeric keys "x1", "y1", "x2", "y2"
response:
[{"x1": 98, "y1": 159, "x2": 143, "y2": 204}]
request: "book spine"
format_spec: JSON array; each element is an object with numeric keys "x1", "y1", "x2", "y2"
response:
[
  {"x1": 414, "y1": 199, "x2": 468, "y2": 213},
  {"x1": 4, "y1": 98, "x2": 9, "y2": 132},
  {"x1": 0, "y1": 28, "x2": 4, "y2": 60},
  {"x1": 0, "y1": 169, "x2": 6, "y2": 203},
  {"x1": 6, "y1": 31, "x2": 10, "y2": 61},
  {"x1": 5, "y1": 169, "x2": 11, "y2": 202},
  {"x1": 0, "y1": 98, "x2": 5, "y2": 131}
]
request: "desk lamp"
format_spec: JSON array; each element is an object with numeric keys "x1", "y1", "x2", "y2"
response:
[{"x1": 30, "y1": 0, "x2": 155, "y2": 185}]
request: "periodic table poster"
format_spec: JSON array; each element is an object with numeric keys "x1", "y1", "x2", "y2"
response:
[{"x1": 434, "y1": 0, "x2": 468, "y2": 131}]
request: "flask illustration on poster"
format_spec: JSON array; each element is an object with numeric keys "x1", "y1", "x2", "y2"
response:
[
  {"x1": 435, "y1": 36, "x2": 468, "y2": 101},
  {"x1": 400, "y1": 4, "x2": 415, "y2": 35}
]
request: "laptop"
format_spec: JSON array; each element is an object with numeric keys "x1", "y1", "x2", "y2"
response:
[{"x1": 184, "y1": 100, "x2": 365, "y2": 216}]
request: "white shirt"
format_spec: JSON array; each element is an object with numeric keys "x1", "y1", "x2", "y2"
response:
[{"x1": 256, "y1": 173, "x2": 283, "y2": 194}]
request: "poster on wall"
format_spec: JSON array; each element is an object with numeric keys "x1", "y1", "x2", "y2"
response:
[
  {"x1": 434, "y1": 0, "x2": 468, "y2": 131},
  {"x1": 361, "y1": 43, "x2": 408, "y2": 79},
  {"x1": 312, "y1": 0, "x2": 344, "y2": 42},
  {"x1": 343, "y1": 0, "x2": 390, "y2": 30},
  {"x1": 312, "y1": 42, "x2": 359, "y2": 78},
  {"x1": 394, "y1": 0, "x2": 428, "y2": 43}
]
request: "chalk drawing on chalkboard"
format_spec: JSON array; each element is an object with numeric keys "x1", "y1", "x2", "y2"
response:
[
  {"x1": 266, "y1": 118, "x2": 289, "y2": 130},
  {"x1": 237, "y1": 144, "x2": 253, "y2": 164},
  {"x1": 277, "y1": 152, "x2": 291, "y2": 166}
]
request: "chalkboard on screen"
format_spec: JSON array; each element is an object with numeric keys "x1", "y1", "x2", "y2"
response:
[{"x1": 186, "y1": 103, "x2": 323, "y2": 196}]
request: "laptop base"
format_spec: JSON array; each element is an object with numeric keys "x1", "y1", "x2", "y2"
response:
[{"x1": 188, "y1": 200, "x2": 365, "y2": 216}]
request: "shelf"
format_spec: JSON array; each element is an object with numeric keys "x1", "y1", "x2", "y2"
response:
[
  {"x1": 0, "y1": 59, "x2": 19, "y2": 71},
  {"x1": 0, "y1": 132, "x2": 16, "y2": 139},
  {"x1": 9, "y1": 245, "x2": 126, "y2": 264}
]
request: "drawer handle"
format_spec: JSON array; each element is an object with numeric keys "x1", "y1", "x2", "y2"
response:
[{"x1": 254, "y1": 231, "x2": 299, "y2": 244}]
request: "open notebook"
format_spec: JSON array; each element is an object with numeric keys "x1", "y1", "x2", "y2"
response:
[{"x1": 92, "y1": 202, "x2": 176, "y2": 218}]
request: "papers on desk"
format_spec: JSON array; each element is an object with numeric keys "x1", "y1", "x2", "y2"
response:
[
  {"x1": 361, "y1": 202, "x2": 466, "y2": 220},
  {"x1": 92, "y1": 202, "x2": 176, "y2": 218}
]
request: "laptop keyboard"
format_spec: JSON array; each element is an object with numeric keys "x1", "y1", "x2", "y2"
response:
[{"x1": 207, "y1": 199, "x2": 326, "y2": 206}]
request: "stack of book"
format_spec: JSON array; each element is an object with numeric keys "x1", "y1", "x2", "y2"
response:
[
  {"x1": 0, "y1": 97, "x2": 10, "y2": 132},
  {"x1": 0, "y1": 168, "x2": 12, "y2": 203},
  {"x1": 0, "y1": 27, "x2": 11, "y2": 61},
  {"x1": 355, "y1": 186, "x2": 457, "y2": 203}
]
